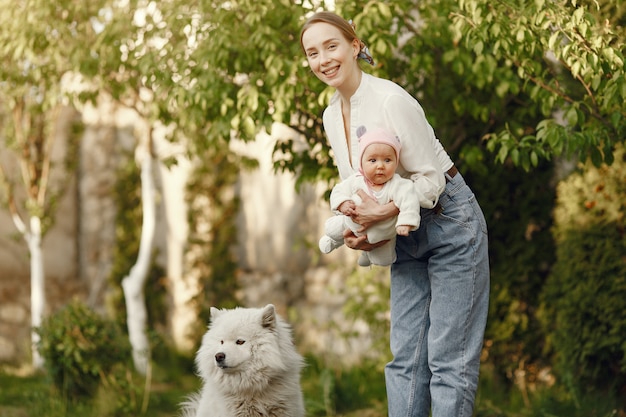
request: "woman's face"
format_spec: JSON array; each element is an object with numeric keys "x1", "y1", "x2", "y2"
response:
[{"x1": 301, "y1": 22, "x2": 361, "y2": 90}]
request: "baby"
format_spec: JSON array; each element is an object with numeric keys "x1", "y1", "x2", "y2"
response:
[{"x1": 319, "y1": 126, "x2": 420, "y2": 266}]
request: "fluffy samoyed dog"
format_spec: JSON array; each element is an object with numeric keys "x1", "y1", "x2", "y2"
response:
[{"x1": 180, "y1": 304, "x2": 305, "y2": 417}]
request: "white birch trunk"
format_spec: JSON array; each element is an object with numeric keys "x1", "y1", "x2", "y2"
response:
[
  {"x1": 159, "y1": 156, "x2": 196, "y2": 353},
  {"x1": 121, "y1": 148, "x2": 156, "y2": 375},
  {"x1": 28, "y1": 215, "x2": 45, "y2": 369},
  {"x1": 9, "y1": 209, "x2": 46, "y2": 369}
]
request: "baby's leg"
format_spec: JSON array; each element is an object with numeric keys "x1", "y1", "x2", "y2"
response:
[
  {"x1": 365, "y1": 238, "x2": 397, "y2": 266},
  {"x1": 319, "y1": 215, "x2": 346, "y2": 254},
  {"x1": 324, "y1": 215, "x2": 347, "y2": 240}
]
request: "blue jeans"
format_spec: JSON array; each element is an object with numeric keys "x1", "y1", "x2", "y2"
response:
[{"x1": 385, "y1": 173, "x2": 490, "y2": 417}]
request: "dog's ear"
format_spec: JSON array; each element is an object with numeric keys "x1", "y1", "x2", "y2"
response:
[
  {"x1": 210, "y1": 307, "x2": 222, "y2": 321},
  {"x1": 261, "y1": 304, "x2": 276, "y2": 329}
]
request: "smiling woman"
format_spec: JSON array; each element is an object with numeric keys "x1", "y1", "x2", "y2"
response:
[
  {"x1": 299, "y1": 10, "x2": 490, "y2": 417},
  {"x1": 301, "y1": 16, "x2": 364, "y2": 148}
]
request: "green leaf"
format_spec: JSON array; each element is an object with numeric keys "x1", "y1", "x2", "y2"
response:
[
  {"x1": 566, "y1": 106, "x2": 578, "y2": 125},
  {"x1": 590, "y1": 146, "x2": 603, "y2": 167},
  {"x1": 548, "y1": 32, "x2": 560, "y2": 50},
  {"x1": 498, "y1": 144, "x2": 509, "y2": 163},
  {"x1": 474, "y1": 41, "x2": 484, "y2": 55},
  {"x1": 377, "y1": 2, "x2": 392, "y2": 18},
  {"x1": 591, "y1": 74, "x2": 602, "y2": 91},
  {"x1": 570, "y1": 60, "x2": 581, "y2": 78},
  {"x1": 572, "y1": 7, "x2": 584, "y2": 24},
  {"x1": 511, "y1": 148, "x2": 520, "y2": 165},
  {"x1": 243, "y1": 116, "x2": 256, "y2": 137},
  {"x1": 530, "y1": 150, "x2": 538, "y2": 167}
]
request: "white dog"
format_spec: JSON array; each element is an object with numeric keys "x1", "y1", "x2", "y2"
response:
[{"x1": 180, "y1": 304, "x2": 305, "y2": 417}]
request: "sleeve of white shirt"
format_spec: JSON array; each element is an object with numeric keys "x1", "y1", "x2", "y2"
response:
[
  {"x1": 383, "y1": 94, "x2": 445, "y2": 208},
  {"x1": 390, "y1": 176, "x2": 421, "y2": 230}
]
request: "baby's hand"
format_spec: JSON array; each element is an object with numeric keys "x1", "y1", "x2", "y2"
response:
[
  {"x1": 396, "y1": 225, "x2": 411, "y2": 236},
  {"x1": 338, "y1": 200, "x2": 356, "y2": 215}
]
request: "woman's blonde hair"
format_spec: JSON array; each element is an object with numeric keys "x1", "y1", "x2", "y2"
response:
[{"x1": 300, "y1": 11, "x2": 358, "y2": 51}]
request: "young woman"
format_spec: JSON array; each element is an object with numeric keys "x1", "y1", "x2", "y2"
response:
[{"x1": 300, "y1": 11, "x2": 490, "y2": 417}]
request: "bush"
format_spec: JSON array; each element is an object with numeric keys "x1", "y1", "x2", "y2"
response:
[
  {"x1": 300, "y1": 354, "x2": 387, "y2": 416},
  {"x1": 465, "y1": 160, "x2": 556, "y2": 384},
  {"x1": 540, "y1": 145, "x2": 626, "y2": 402},
  {"x1": 36, "y1": 300, "x2": 132, "y2": 400}
]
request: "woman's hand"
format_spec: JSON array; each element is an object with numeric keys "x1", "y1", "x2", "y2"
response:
[
  {"x1": 343, "y1": 228, "x2": 388, "y2": 251},
  {"x1": 342, "y1": 189, "x2": 399, "y2": 251},
  {"x1": 349, "y1": 190, "x2": 399, "y2": 232}
]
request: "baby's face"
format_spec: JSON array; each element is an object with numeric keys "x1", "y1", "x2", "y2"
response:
[{"x1": 360, "y1": 143, "x2": 398, "y2": 185}]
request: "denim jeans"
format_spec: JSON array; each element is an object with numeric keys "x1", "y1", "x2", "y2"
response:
[{"x1": 385, "y1": 173, "x2": 490, "y2": 417}]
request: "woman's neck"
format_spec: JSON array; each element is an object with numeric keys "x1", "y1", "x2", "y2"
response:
[{"x1": 337, "y1": 70, "x2": 362, "y2": 104}]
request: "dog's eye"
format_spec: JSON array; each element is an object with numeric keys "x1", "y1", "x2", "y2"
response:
[
  {"x1": 236, "y1": 339, "x2": 245, "y2": 345},
  {"x1": 220, "y1": 340, "x2": 224, "y2": 344}
]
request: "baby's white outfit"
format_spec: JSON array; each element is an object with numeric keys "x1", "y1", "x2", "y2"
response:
[{"x1": 319, "y1": 172, "x2": 420, "y2": 266}]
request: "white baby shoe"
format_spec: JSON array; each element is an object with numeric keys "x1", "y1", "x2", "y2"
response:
[
  {"x1": 319, "y1": 236, "x2": 343, "y2": 254},
  {"x1": 358, "y1": 252, "x2": 371, "y2": 267}
]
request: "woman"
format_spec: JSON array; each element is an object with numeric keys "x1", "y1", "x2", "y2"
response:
[{"x1": 300, "y1": 11, "x2": 490, "y2": 417}]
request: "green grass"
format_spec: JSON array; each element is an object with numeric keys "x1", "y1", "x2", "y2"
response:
[
  {"x1": 0, "y1": 367, "x2": 196, "y2": 417},
  {"x1": 301, "y1": 355, "x2": 387, "y2": 416},
  {"x1": 473, "y1": 364, "x2": 623, "y2": 417},
  {"x1": 1, "y1": 359, "x2": 622, "y2": 417}
]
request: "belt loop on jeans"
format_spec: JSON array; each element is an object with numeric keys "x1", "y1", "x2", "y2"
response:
[
  {"x1": 445, "y1": 165, "x2": 458, "y2": 183},
  {"x1": 433, "y1": 166, "x2": 459, "y2": 214}
]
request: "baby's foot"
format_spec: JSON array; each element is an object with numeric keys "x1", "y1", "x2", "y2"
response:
[
  {"x1": 319, "y1": 236, "x2": 343, "y2": 254},
  {"x1": 357, "y1": 252, "x2": 371, "y2": 267}
]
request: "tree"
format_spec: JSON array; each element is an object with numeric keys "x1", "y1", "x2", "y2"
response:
[
  {"x1": 79, "y1": 0, "x2": 182, "y2": 374},
  {"x1": 76, "y1": 0, "x2": 294, "y2": 372},
  {"x1": 0, "y1": 0, "x2": 106, "y2": 368},
  {"x1": 169, "y1": 0, "x2": 624, "y2": 181},
  {"x1": 170, "y1": 0, "x2": 335, "y2": 187},
  {"x1": 450, "y1": 0, "x2": 625, "y2": 169},
  {"x1": 0, "y1": 0, "x2": 176, "y2": 373},
  {"x1": 119, "y1": 122, "x2": 157, "y2": 375},
  {"x1": 541, "y1": 144, "x2": 626, "y2": 400}
]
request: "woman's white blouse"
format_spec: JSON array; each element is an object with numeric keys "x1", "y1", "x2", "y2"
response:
[{"x1": 322, "y1": 72, "x2": 452, "y2": 208}]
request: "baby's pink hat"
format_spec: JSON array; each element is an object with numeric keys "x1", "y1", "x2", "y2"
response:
[{"x1": 357, "y1": 126, "x2": 402, "y2": 164}]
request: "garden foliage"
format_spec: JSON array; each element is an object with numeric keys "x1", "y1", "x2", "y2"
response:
[
  {"x1": 541, "y1": 145, "x2": 626, "y2": 400},
  {"x1": 35, "y1": 300, "x2": 131, "y2": 400}
]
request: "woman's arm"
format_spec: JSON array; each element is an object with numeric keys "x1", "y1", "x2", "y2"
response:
[
  {"x1": 384, "y1": 94, "x2": 445, "y2": 208},
  {"x1": 350, "y1": 189, "x2": 399, "y2": 231}
]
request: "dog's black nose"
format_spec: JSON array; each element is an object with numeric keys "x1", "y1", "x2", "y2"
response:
[{"x1": 215, "y1": 352, "x2": 226, "y2": 363}]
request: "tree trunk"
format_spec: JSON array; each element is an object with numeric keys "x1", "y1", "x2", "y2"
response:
[
  {"x1": 121, "y1": 147, "x2": 156, "y2": 375},
  {"x1": 8, "y1": 203, "x2": 46, "y2": 369},
  {"x1": 28, "y1": 215, "x2": 45, "y2": 369}
]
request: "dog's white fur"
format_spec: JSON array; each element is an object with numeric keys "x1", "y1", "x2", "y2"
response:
[{"x1": 180, "y1": 304, "x2": 305, "y2": 417}]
